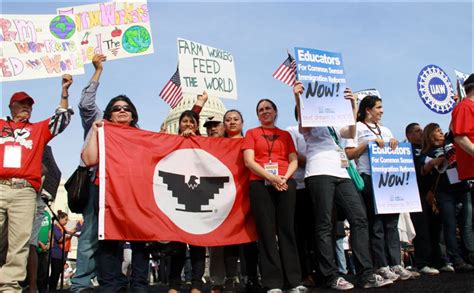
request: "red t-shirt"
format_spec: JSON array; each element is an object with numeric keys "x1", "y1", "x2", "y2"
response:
[
  {"x1": 0, "y1": 118, "x2": 54, "y2": 191},
  {"x1": 451, "y1": 98, "x2": 474, "y2": 180},
  {"x1": 242, "y1": 127, "x2": 297, "y2": 181}
]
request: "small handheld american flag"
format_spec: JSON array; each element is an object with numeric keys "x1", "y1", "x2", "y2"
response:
[
  {"x1": 272, "y1": 53, "x2": 296, "y2": 86},
  {"x1": 159, "y1": 68, "x2": 183, "y2": 109}
]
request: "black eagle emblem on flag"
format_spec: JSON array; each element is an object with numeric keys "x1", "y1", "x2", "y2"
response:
[{"x1": 158, "y1": 171, "x2": 229, "y2": 213}]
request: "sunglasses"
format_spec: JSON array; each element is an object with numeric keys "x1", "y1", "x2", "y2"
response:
[{"x1": 111, "y1": 105, "x2": 132, "y2": 112}]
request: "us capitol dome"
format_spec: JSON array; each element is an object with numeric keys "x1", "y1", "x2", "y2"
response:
[{"x1": 163, "y1": 94, "x2": 227, "y2": 135}]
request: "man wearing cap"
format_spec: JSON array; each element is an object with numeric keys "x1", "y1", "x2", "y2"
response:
[
  {"x1": 451, "y1": 73, "x2": 474, "y2": 181},
  {"x1": 0, "y1": 74, "x2": 74, "y2": 292},
  {"x1": 204, "y1": 116, "x2": 225, "y2": 137}
]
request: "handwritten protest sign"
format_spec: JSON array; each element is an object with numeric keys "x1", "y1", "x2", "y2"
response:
[
  {"x1": 0, "y1": 14, "x2": 84, "y2": 82},
  {"x1": 294, "y1": 47, "x2": 353, "y2": 127},
  {"x1": 177, "y1": 38, "x2": 237, "y2": 99},
  {"x1": 368, "y1": 142, "x2": 422, "y2": 214},
  {"x1": 58, "y1": 0, "x2": 153, "y2": 64}
]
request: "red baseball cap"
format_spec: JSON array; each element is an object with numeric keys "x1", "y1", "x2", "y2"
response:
[{"x1": 9, "y1": 91, "x2": 35, "y2": 106}]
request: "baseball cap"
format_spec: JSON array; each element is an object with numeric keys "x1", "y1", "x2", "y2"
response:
[
  {"x1": 9, "y1": 92, "x2": 35, "y2": 106},
  {"x1": 203, "y1": 116, "x2": 222, "y2": 127}
]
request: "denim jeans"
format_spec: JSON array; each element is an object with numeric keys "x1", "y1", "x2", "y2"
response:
[
  {"x1": 71, "y1": 183, "x2": 99, "y2": 292},
  {"x1": 335, "y1": 237, "x2": 348, "y2": 274},
  {"x1": 305, "y1": 175, "x2": 372, "y2": 286},
  {"x1": 436, "y1": 189, "x2": 474, "y2": 265},
  {"x1": 361, "y1": 174, "x2": 401, "y2": 268}
]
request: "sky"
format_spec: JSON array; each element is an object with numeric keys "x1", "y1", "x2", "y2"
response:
[{"x1": 1, "y1": 0, "x2": 473, "y2": 178}]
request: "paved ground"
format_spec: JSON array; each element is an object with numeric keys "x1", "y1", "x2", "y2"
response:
[{"x1": 58, "y1": 271, "x2": 474, "y2": 292}]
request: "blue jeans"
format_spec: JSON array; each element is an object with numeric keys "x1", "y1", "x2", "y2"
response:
[
  {"x1": 306, "y1": 175, "x2": 372, "y2": 286},
  {"x1": 436, "y1": 189, "x2": 474, "y2": 265},
  {"x1": 335, "y1": 237, "x2": 348, "y2": 274},
  {"x1": 71, "y1": 183, "x2": 99, "y2": 292}
]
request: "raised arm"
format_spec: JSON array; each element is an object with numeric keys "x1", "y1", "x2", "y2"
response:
[
  {"x1": 339, "y1": 88, "x2": 357, "y2": 139},
  {"x1": 293, "y1": 81, "x2": 310, "y2": 134}
]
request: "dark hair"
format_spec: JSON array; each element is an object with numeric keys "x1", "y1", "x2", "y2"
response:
[
  {"x1": 405, "y1": 122, "x2": 420, "y2": 137},
  {"x1": 465, "y1": 84, "x2": 474, "y2": 95},
  {"x1": 356, "y1": 95, "x2": 382, "y2": 122},
  {"x1": 103, "y1": 95, "x2": 139, "y2": 128},
  {"x1": 223, "y1": 109, "x2": 244, "y2": 137},
  {"x1": 294, "y1": 106, "x2": 298, "y2": 122},
  {"x1": 57, "y1": 210, "x2": 68, "y2": 220},
  {"x1": 178, "y1": 110, "x2": 200, "y2": 135},
  {"x1": 421, "y1": 123, "x2": 441, "y2": 154}
]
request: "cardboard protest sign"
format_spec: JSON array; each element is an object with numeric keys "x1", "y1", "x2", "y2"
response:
[
  {"x1": 177, "y1": 38, "x2": 237, "y2": 99},
  {"x1": 368, "y1": 142, "x2": 422, "y2": 214},
  {"x1": 0, "y1": 14, "x2": 84, "y2": 82},
  {"x1": 58, "y1": 0, "x2": 153, "y2": 64},
  {"x1": 294, "y1": 47, "x2": 353, "y2": 127}
]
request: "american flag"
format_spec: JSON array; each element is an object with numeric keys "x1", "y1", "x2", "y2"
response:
[
  {"x1": 272, "y1": 53, "x2": 296, "y2": 86},
  {"x1": 159, "y1": 68, "x2": 183, "y2": 109}
]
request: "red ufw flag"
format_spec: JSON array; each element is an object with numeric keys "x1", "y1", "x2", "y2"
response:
[{"x1": 97, "y1": 122, "x2": 257, "y2": 246}]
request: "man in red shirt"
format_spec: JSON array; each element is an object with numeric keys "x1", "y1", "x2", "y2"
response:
[
  {"x1": 0, "y1": 74, "x2": 73, "y2": 292},
  {"x1": 451, "y1": 74, "x2": 474, "y2": 180}
]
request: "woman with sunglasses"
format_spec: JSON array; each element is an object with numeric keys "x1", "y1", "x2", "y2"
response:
[
  {"x1": 345, "y1": 95, "x2": 413, "y2": 282},
  {"x1": 419, "y1": 123, "x2": 474, "y2": 272},
  {"x1": 242, "y1": 99, "x2": 302, "y2": 293},
  {"x1": 80, "y1": 54, "x2": 149, "y2": 292}
]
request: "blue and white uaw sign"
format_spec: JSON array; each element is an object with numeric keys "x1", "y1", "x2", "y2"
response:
[
  {"x1": 368, "y1": 142, "x2": 422, "y2": 215},
  {"x1": 294, "y1": 47, "x2": 354, "y2": 127},
  {"x1": 416, "y1": 64, "x2": 455, "y2": 114}
]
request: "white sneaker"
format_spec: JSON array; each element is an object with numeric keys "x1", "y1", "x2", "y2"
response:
[
  {"x1": 390, "y1": 265, "x2": 412, "y2": 281},
  {"x1": 362, "y1": 274, "x2": 393, "y2": 288},
  {"x1": 439, "y1": 264, "x2": 455, "y2": 272},
  {"x1": 330, "y1": 277, "x2": 354, "y2": 291},
  {"x1": 267, "y1": 289, "x2": 283, "y2": 293},
  {"x1": 377, "y1": 266, "x2": 400, "y2": 282},
  {"x1": 284, "y1": 286, "x2": 307, "y2": 293},
  {"x1": 419, "y1": 266, "x2": 440, "y2": 275}
]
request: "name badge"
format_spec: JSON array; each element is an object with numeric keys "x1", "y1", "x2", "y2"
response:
[
  {"x1": 264, "y1": 162, "x2": 279, "y2": 186},
  {"x1": 4, "y1": 145, "x2": 22, "y2": 168},
  {"x1": 337, "y1": 148, "x2": 349, "y2": 168}
]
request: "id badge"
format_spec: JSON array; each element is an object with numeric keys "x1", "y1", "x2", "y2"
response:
[
  {"x1": 337, "y1": 148, "x2": 349, "y2": 168},
  {"x1": 264, "y1": 162, "x2": 279, "y2": 186},
  {"x1": 4, "y1": 145, "x2": 22, "y2": 168},
  {"x1": 446, "y1": 167, "x2": 461, "y2": 184}
]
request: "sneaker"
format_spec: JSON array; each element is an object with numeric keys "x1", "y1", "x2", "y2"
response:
[
  {"x1": 454, "y1": 262, "x2": 474, "y2": 272},
  {"x1": 267, "y1": 289, "x2": 283, "y2": 293},
  {"x1": 419, "y1": 266, "x2": 440, "y2": 275},
  {"x1": 390, "y1": 265, "x2": 413, "y2": 280},
  {"x1": 362, "y1": 274, "x2": 393, "y2": 288},
  {"x1": 409, "y1": 270, "x2": 421, "y2": 279},
  {"x1": 330, "y1": 277, "x2": 354, "y2": 290},
  {"x1": 377, "y1": 266, "x2": 399, "y2": 282},
  {"x1": 439, "y1": 264, "x2": 455, "y2": 273}
]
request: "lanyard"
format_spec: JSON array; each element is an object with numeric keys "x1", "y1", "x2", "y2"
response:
[
  {"x1": 327, "y1": 127, "x2": 341, "y2": 147},
  {"x1": 260, "y1": 127, "x2": 277, "y2": 162},
  {"x1": 363, "y1": 121, "x2": 382, "y2": 138}
]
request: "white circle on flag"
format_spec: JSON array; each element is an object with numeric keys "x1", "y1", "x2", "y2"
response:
[{"x1": 153, "y1": 148, "x2": 236, "y2": 235}]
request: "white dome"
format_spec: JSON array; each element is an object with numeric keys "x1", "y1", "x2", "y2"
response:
[{"x1": 163, "y1": 94, "x2": 227, "y2": 135}]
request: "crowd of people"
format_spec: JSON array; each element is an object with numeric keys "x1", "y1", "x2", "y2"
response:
[{"x1": 0, "y1": 53, "x2": 473, "y2": 293}]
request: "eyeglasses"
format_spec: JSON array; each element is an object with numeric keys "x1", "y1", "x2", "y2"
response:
[{"x1": 111, "y1": 105, "x2": 132, "y2": 113}]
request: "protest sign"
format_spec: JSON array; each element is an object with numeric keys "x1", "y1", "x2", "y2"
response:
[
  {"x1": 177, "y1": 38, "x2": 237, "y2": 99},
  {"x1": 454, "y1": 69, "x2": 469, "y2": 100},
  {"x1": 354, "y1": 88, "x2": 381, "y2": 103},
  {"x1": 368, "y1": 142, "x2": 422, "y2": 214},
  {"x1": 58, "y1": 0, "x2": 153, "y2": 64},
  {"x1": 0, "y1": 14, "x2": 84, "y2": 82},
  {"x1": 294, "y1": 47, "x2": 353, "y2": 127},
  {"x1": 416, "y1": 64, "x2": 455, "y2": 114}
]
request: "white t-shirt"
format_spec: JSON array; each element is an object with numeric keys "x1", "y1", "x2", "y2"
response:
[
  {"x1": 286, "y1": 125, "x2": 307, "y2": 189},
  {"x1": 303, "y1": 127, "x2": 350, "y2": 179},
  {"x1": 353, "y1": 121, "x2": 394, "y2": 175}
]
